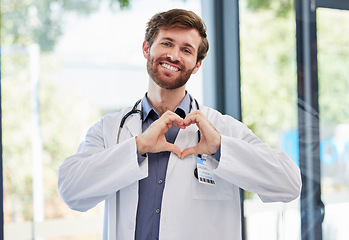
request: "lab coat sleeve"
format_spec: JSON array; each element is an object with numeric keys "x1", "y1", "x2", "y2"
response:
[
  {"x1": 210, "y1": 114, "x2": 301, "y2": 203},
  {"x1": 57, "y1": 118, "x2": 148, "y2": 212}
]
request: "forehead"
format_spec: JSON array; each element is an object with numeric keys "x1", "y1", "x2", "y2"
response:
[{"x1": 155, "y1": 27, "x2": 201, "y2": 50}]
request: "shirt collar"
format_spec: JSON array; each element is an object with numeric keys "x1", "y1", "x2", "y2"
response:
[{"x1": 141, "y1": 92, "x2": 191, "y2": 122}]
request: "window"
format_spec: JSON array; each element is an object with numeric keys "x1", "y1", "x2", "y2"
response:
[
  {"x1": 240, "y1": 2, "x2": 300, "y2": 239},
  {"x1": 317, "y1": 8, "x2": 349, "y2": 239},
  {"x1": 2, "y1": 0, "x2": 202, "y2": 239}
]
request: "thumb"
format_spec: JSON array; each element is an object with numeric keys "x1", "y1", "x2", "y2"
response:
[
  {"x1": 180, "y1": 146, "x2": 198, "y2": 159},
  {"x1": 164, "y1": 143, "x2": 182, "y2": 158}
]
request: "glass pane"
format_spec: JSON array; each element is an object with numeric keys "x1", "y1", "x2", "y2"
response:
[
  {"x1": 240, "y1": 2, "x2": 301, "y2": 239},
  {"x1": 317, "y1": 8, "x2": 349, "y2": 240},
  {"x1": 2, "y1": 0, "x2": 202, "y2": 239}
]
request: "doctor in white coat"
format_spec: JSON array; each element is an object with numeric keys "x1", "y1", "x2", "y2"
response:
[{"x1": 58, "y1": 9, "x2": 302, "y2": 240}]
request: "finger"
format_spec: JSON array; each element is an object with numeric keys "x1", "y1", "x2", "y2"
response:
[
  {"x1": 180, "y1": 146, "x2": 198, "y2": 159},
  {"x1": 170, "y1": 118, "x2": 186, "y2": 128},
  {"x1": 184, "y1": 112, "x2": 217, "y2": 137},
  {"x1": 183, "y1": 112, "x2": 197, "y2": 123},
  {"x1": 155, "y1": 117, "x2": 181, "y2": 135},
  {"x1": 184, "y1": 110, "x2": 203, "y2": 119},
  {"x1": 162, "y1": 110, "x2": 183, "y2": 121},
  {"x1": 183, "y1": 111, "x2": 203, "y2": 127},
  {"x1": 161, "y1": 111, "x2": 185, "y2": 128}
]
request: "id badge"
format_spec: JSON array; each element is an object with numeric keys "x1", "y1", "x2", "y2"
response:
[{"x1": 196, "y1": 156, "x2": 216, "y2": 185}]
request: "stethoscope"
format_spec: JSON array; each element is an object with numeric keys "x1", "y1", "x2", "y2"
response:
[{"x1": 116, "y1": 96, "x2": 202, "y2": 179}]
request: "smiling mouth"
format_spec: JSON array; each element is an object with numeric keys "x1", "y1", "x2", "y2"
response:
[{"x1": 161, "y1": 63, "x2": 180, "y2": 72}]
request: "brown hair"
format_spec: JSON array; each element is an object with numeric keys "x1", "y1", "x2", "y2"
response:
[{"x1": 145, "y1": 9, "x2": 209, "y2": 63}]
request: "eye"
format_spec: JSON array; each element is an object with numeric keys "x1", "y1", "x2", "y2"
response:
[
  {"x1": 162, "y1": 42, "x2": 172, "y2": 47},
  {"x1": 183, "y1": 48, "x2": 192, "y2": 54}
]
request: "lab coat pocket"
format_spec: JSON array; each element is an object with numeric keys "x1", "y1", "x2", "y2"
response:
[{"x1": 192, "y1": 175, "x2": 234, "y2": 200}]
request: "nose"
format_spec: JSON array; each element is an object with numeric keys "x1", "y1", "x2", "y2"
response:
[{"x1": 167, "y1": 47, "x2": 181, "y2": 62}]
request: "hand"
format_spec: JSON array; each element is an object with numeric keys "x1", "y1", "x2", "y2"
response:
[
  {"x1": 181, "y1": 111, "x2": 221, "y2": 159},
  {"x1": 136, "y1": 111, "x2": 186, "y2": 157}
]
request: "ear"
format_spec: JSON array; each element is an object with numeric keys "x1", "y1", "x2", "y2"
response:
[
  {"x1": 191, "y1": 60, "x2": 202, "y2": 74},
  {"x1": 142, "y1": 41, "x2": 150, "y2": 59}
]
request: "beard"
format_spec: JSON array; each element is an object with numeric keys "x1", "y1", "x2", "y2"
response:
[{"x1": 146, "y1": 55, "x2": 196, "y2": 90}]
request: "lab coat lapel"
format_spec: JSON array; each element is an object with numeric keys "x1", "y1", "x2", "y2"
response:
[
  {"x1": 166, "y1": 97, "x2": 200, "y2": 177},
  {"x1": 166, "y1": 123, "x2": 199, "y2": 177},
  {"x1": 123, "y1": 113, "x2": 142, "y2": 139},
  {"x1": 121, "y1": 100, "x2": 143, "y2": 139}
]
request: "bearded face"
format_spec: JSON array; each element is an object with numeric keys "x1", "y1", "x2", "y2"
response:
[
  {"x1": 146, "y1": 54, "x2": 196, "y2": 90},
  {"x1": 143, "y1": 28, "x2": 202, "y2": 90}
]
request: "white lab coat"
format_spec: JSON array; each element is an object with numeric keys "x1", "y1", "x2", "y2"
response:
[{"x1": 58, "y1": 98, "x2": 301, "y2": 240}]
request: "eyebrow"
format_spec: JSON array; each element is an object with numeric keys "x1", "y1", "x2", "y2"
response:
[{"x1": 160, "y1": 37, "x2": 196, "y2": 51}]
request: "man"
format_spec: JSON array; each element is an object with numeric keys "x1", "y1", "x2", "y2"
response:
[{"x1": 58, "y1": 9, "x2": 301, "y2": 240}]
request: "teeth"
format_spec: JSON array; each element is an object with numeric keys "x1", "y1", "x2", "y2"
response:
[{"x1": 161, "y1": 63, "x2": 179, "y2": 72}]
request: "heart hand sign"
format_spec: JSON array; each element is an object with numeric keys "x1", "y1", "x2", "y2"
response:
[{"x1": 135, "y1": 110, "x2": 221, "y2": 159}]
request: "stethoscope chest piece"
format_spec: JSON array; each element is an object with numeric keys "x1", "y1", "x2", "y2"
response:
[{"x1": 194, "y1": 167, "x2": 198, "y2": 179}]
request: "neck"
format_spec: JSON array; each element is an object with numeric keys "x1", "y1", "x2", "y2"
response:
[{"x1": 147, "y1": 80, "x2": 186, "y2": 116}]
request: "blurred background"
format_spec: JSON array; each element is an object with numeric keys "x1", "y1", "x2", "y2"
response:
[{"x1": 1, "y1": 0, "x2": 348, "y2": 239}]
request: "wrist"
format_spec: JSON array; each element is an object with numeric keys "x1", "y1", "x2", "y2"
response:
[
  {"x1": 135, "y1": 136, "x2": 147, "y2": 156},
  {"x1": 210, "y1": 134, "x2": 221, "y2": 155}
]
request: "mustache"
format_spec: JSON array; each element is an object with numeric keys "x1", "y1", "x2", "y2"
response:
[{"x1": 157, "y1": 56, "x2": 183, "y2": 67}]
